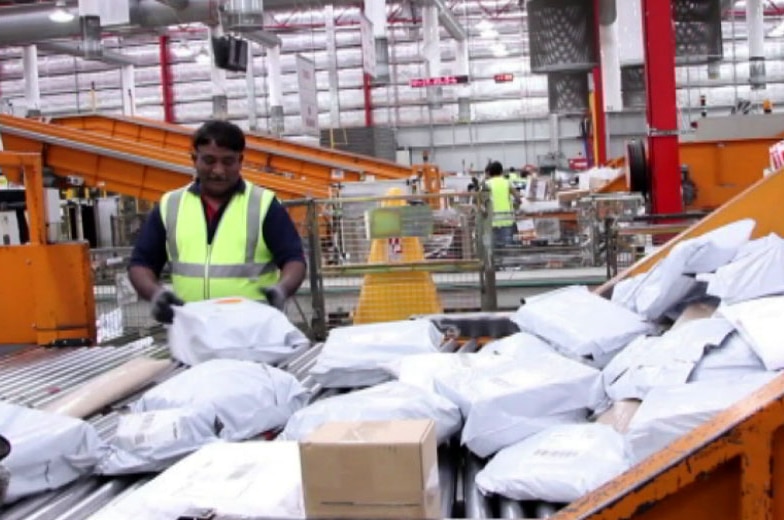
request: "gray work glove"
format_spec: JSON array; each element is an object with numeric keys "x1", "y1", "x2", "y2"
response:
[
  {"x1": 261, "y1": 285, "x2": 287, "y2": 311},
  {"x1": 151, "y1": 287, "x2": 184, "y2": 324}
]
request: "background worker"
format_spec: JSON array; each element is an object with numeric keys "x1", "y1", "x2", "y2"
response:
[
  {"x1": 484, "y1": 160, "x2": 521, "y2": 251},
  {"x1": 128, "y1": 120, "x2": 307, "y2": 324}
]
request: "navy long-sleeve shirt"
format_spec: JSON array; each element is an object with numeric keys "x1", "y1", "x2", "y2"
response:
[{"x1": 129, "y1": 179, "x2": 305, "y2": 277}]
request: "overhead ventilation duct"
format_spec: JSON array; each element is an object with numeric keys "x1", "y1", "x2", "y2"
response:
[
  {"x1": 672, "y1": 0, "x2": 723, "y2": 65},
  {"x1": 0, "y1": 0, "x2": 221, "y2": 46},
  {"x1": 224, "y1": 0, "x2": 264, "y2": 30},
  {"x1": 527, "y1": 0, "x2": 597, "y2": 73},
  {"x1": 547, "y1": 71, "x2": 589, "y2": 114}
]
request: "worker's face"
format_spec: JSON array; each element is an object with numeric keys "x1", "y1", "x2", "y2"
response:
[{"x1": 192, "y1": 141, "x2": 243, "y2": 198}]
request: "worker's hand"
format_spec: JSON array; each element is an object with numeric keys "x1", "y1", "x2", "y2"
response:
[
  {"x1": 151, "y1": 287, "x2": 184, "y2": 324},
  {"x1": 261, "y1": 284, "x2": 287, "y2": 311}
]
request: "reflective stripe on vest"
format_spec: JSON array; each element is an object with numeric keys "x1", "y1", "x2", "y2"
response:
[
  {"x1": 486, "y1": 176, "x2": 514, "y2": 227},
  {"x1": 160, "y1": 183, "x2": 278, "y2": 302}
]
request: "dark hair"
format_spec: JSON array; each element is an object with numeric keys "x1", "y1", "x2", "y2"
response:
[
  {"x1": 487, "y1": 160, "x2": 503, "y2": 177},
  {"x1": 192, "y1": 120, "x2": 246, "y2": 152}
]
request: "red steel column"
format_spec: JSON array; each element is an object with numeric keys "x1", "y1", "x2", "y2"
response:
[
  {"x1": 158, "y1": 35, "x2": 176, "y2": 123},
  {"x1": 592, "y1": 0, "x2": 607, "y2": 165},
  {"x1": 363, "y1": 72, "x2": 374, "y2": 127},
  {"x1": 642, "y1": 0, "x2": 682, "y2": 214}
]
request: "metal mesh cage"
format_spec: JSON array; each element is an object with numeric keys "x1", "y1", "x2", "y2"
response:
[
  {"x1": 621, "y1": 65, "x2": 646, "y2": 109},
  {"x1": 672, "y1": 0, "x2": 723, "y2": 64},
  {"x1": 547, "y1": 72, "x2": 589, "y2": 114},
  {"x1": 527, "y1": 0, "x2": 597, "y2": 73}
]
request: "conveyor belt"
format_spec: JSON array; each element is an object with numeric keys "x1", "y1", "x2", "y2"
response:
[{"x1": 0, "y1": 338, "x2": 563, "y2": 520}]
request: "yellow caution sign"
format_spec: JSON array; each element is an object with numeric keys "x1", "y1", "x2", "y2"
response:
[{"x1": 353, "y1": 187, "x2": 443, "y2": 324}]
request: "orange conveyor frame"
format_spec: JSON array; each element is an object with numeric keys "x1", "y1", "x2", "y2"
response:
[{"x1": 556, "y1": 169, "x2": 784, "y2": 520}]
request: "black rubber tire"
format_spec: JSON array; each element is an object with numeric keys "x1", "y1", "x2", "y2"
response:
[{"x1": 627, "y1": 140, "x2": 650, "y2": 198}]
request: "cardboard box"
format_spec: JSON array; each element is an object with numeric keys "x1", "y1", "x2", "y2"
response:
[
  {"x1": 671, "y1": 301, "x2": 719, "y2": 330},
  {"x1": 596, "y1": 399, "x2": 642, "y2": 434},
  {"x1": 299, "y1": 419, "x2": 441, "y2": 519}
]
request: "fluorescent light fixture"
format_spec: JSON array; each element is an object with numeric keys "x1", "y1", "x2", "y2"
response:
[
  {"x1": 491, "y1": 43, "x2": 508, "y2": 57},
  {"x1": 49, "y1": 0, "x2": 74, "y2": 23}
]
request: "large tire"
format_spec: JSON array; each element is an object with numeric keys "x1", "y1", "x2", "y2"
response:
[{"x1": 627, "y1": 140, "x2": 650, "y2": 199}]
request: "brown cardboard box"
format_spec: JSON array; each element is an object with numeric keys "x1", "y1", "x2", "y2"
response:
[
  {"x1": 299, "y1": 419, "x2": 441, "y2": 520},
  {"x1": 671, "y1": 301, "x2": 719, "y2": 330},
  {"x1": 596, "y1": 399, "x2": 642, "y2": 433}
]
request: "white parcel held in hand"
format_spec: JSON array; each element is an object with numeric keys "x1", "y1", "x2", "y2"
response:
[
  {"x1": 169, "y1": 297, "x2": 309, "y2": 366},
  {"x1": 279, "y1": 381, "x2": 462, "y2": 444},
  {"x1": 476, "y1": 423, "x2": 629, "y2": 503},
  {"x1": 0, "y1": 403, "x2": 106, "y2": 503},
  {"x1": 309, "y1": 319, "x2": 444, "y2": 388},
  {"x1": 90, "y1": 442, "x2": 305, "y2": 520}
]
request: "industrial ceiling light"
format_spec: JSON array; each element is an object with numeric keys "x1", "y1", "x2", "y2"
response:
[{"x1": 49, "y1": 0, "x2": 74, "y2": 23}]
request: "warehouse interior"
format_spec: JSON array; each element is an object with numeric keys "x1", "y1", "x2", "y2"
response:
[{"x1": 2, "y1": 0, "x2": 784, "y2": 518}]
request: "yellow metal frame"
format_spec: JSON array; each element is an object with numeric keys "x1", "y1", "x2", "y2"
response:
[{"x1": 0, "y1": 152, "x2": 96, "y2": 346}]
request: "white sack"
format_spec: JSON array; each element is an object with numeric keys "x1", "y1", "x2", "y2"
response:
[
  {"x1": 90, "y1": 441, "x2": 304, "y2": 520},
  {"x1": 699, "y1": 233, "x2": 784, "y2": 304},
  {"x1": 132, "y1": 359, "x2": 308, "y2": 440},
  {"x1": 0, "y1": 403, "x2": 105, "y2": 503},
  {"x1": 689, "y1": 332, "x2": 767, "y2": 382},
  {"x1": 97, "y1": 408, "x2": 220, "y2": 475},
  {"x1": 477, "y1": 332, "x2": 554, "y2": 359},
  {"x1": 626, "y1": 373, "x2": 776, "y2": 463},
  {"x1": 512, "y1": 285, "x2": 654, "y2": 364},
  {"x1": 603, "y1": 317, "x2": 734, "y2": 400},
  {"x1": 279, "y1": 381, "x2": 462, "y2": 444},
  {"x1": 384, "y1": 353, "x2": 505, "y2": 392},
  {"x1": 475, "y1": 423, "x2": 629, "y2": 503},
  {"x1": 633, "y1": 220, "x2": 755, "y2": 320},
  {"x1": 610, "y1": 274, "x2": 644, "y2": 312},
  {"x1": 716, "y1": 296, "x2": 784, "y2": 370},
  {"x1": 434, "y1": 340, "x2": 603, "y2": 457},
  {"x1": 309, "y1": 319, "x2": 443, "y2": 388},
  {"x1": 169, "y1": 298, "x2": 309, "y2": 366}
]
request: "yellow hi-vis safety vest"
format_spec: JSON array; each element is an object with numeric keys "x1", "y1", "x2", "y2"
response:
[
  {"x1": 486, "y1": 176, "x2": 514, "y2": 227},
  {"x1": 160, "y1": 183, "x2": 279, "y2": 302}
]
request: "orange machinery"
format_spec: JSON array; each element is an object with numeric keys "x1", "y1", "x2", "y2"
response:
[
  {"x1": 551, "y1": 169, "x2": 784, "y2": 519},
  {"x1": 0, "y1": 152, "x2": 96, "y2": 346},
  {"x1": 600, "y1": 133, "x2": 784, "y2": 211}
]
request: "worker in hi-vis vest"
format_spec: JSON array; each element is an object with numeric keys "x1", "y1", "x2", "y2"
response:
[
  {"x1": 128, "y1": 120, "x2": 306, "y2": 324},
  {"x1": 483, "y1": 160, "x2": 521, "y2": 250}
]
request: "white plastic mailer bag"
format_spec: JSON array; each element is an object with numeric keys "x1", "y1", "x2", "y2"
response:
[
  {"x1": 383, "y1": 353, "x2": 505, "y2": 393},
  {"x1": 279, "y1": 381, "x2": 462, "y2": 444},
  {"x1": 169, "y1": 297, "x2": 309, "y2": 366},
  {"x1": 716, "y1": 295, "x2": 784, "y2": 370},
  {"x1": 610, "y1": 273, "x2": 645, "y2": 312},
  {"x1": 97, "y1": 408, "x2": 221, "y2": 475},
  {"x1": 132, "y1": 359, "x2": 308, "y2": 440},
  {"x1": 90, "y1": 441, "x2": 305, "y2": 520},
  {"x1": 512, "y1": 285, "x2": 654, "y2": 364},
  {"x1": 309, "y1": 319, "x2": 444, "y2": 388},
  {"x1": 689, "y1": 332, "x2": 767, "y2": 382},
  {"x1": 434, "y1": 341, "x2": 604, "y2": 457},
  {"x1": 699, "y1": 233, "x2": 784, "y2": 304},
  {"x1": 632, "y1": 220, "x2": 755, "y2": 320},
  {"x1": 0, "y1": 403, "x2": 105, "y2": 503},
  {"x1": 475, "y1": 423, "x2": 629, "y2": 503},
  {"x1": 603, "y1": 317, "x2": 735, "y2": 401},
  {"x1": 476, "y1": 332, "x2": 554, "y2": 359},
  {"x1": 626, "y1": 373, "x2": 777, "y2": 463}
]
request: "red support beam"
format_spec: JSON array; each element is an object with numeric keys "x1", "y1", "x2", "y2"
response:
[
  {"x1": 642, "y1": 0, "x2": 683, "y2": 215},
  {"x1": 363, "y1": 72, "x2": 374, "y2": 127},
  {"x1": 591, "y1": 0, "x2": 607, "y2": 166},
  {"x1": 158, "y1": 35, "x2": 176, "y2": 124}
]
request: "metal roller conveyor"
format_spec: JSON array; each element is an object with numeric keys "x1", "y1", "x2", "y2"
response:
[
  {"x1": 50, "y1": 479, "x2": 131, "y2": 520},
  {"x1": 499, "y1": 498, "x2": 525, "y2": 519},
  {"x1": 285, "y1": 344, "x2": 323, "y2": 375},
  {"x1": 463, "y1": 451, "x2": 492, "y2": 519},
  {"x1": 534, "y1": 502, "x2": 560, "y2": 518},
  {"x1": 12, "y1": 478, "x2": 102, "y2": 520},
  {"x1": 438, "y1": 444, "x2": 458, "y2": 518},
  {"x1": 439, "y1": 338, "x2": 460, "y2": 352}
]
